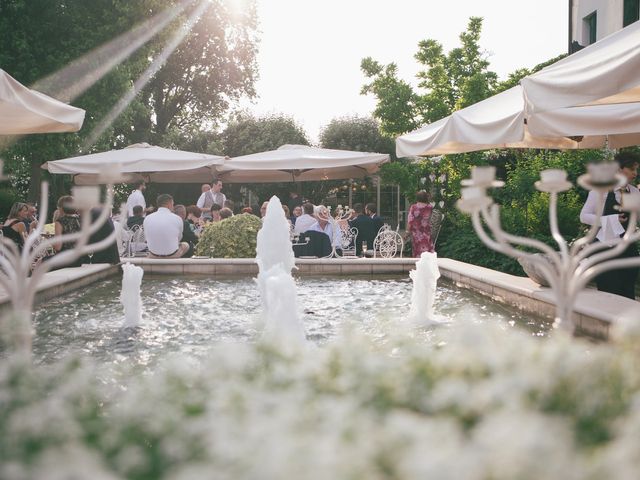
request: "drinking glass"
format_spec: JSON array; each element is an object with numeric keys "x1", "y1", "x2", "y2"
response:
[
  {"x1": 87, "y1": 251, "x2": 94, "y2": 264},
  {"x1": 361, "y1": 241, "x2": 368, "y2": 256}
]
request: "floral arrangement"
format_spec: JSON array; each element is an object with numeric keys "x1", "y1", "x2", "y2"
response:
[
  {"x1": 3, "y1": 321, "x2": 640, "y2": 478},
  {"x1": 195, "y1": 213, "x2": 262, "y2": 258}
]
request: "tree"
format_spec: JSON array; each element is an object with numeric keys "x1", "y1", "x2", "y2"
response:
[
  {"x1": 319, "y1": 115, "x2": 394, "y2": 155},
  {"x1": 222, "y1": 113, "x2": 309, "y2": 157},
  {"x1": 219, "y1": 113, "x2": 310, "y2": 204},
  {"x1": 0, "y1": 0, "x2": 258, "y2": 202},
  {"x1": 361, "y1": 17, "x2": 497, "y2": 136}
]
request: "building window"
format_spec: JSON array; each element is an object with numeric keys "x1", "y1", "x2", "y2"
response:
[
  {"x1": 624, "y1": 0, "x2": 640, "y2": 27},
  {"x1": 583, "y1": 11, "x2": 597, "y2": 45}
]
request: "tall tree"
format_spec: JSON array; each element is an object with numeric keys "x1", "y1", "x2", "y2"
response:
[
  {"x1": 222, "y1": 113, "x2": 309, "y2": 157},
  {"x1": 319, "y1": 115, "x2": 394, "y2": 155},
  {"x1": 0, "y1": 0, "x2": 258, "y2": 201},
  {"x1": 219, "y1": 113, "x2": 311, "y2": 204},
  {"x1": 361, "y1": 17, "x2": 497, "y2": 136}
]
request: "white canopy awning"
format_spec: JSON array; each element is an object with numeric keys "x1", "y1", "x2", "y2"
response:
[
  {"x1": 395, "y1": 86, "x2": 640, "y2": 157},
  {"x1": 218, "y1": 144, "x2": 389, "y2": 183},
  {"x1": 522, "y1": 21, "x2": 640, "y2": 119},
  {"x1": 43, "y1": 142, "x2": 225, "y2": 184},
  {"x1": 0, "y1": 69, "x2": 85, "y2": 134}
]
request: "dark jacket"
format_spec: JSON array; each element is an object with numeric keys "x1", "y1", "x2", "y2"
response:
[{"x1": 349, "y1": 214, "x2": 377, "y2": 255}]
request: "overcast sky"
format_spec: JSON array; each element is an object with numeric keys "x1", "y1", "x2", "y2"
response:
[{"x1": 242, "y1": 0, "x2": 568, "y2": 142}]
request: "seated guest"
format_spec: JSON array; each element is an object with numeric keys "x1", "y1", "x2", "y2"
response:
[
  {"x1": 349, "y1": 203, "x2": 377, "y2": 256},
  {"x1": 291, "y1": 205, "x2": 302, "y2": 225},
  {"x1": 223, "y1": 199, "x2": 235, "y2": 213},
  {"x1": 260, "y1": 201, "x2": 269, "y2": 218},
  {"x1": 186, "y1": 205, "x2": 203, "y2": 235},
  {"x1": 219, "y1": 207, "x2": 234, "y2": 220},
  {"x1": 88, "y1": 208, "x2": 120, "y2": 264},
  {"x1": 209, "y1": 203, "x2": 222, "y2": 222},
  {"x1": 143, "y1": 194, "x2": 189, "y2": 259},
  {"x1": 241, "y1": 206, "x2": 253, "y2": 215},
  {"x1": 173, "y1": 204, "x2": 197, "y2": 258},
  {"x1": 53, "y1": 196, "x2": 83, "y2": 266},
  {"x1": 21, "y1": 203, "x2": 37, "y2": 233},
  {"x1": 126, "y1": 205, "x2": 145, "y2": 229},
  {"x1": 308, "y1": 205, "x2": 339, "y2": 247},
  {"x1": 293, "y1": 202, "x2": 317, "y2": 234},
  {"x1": 282, "y1": 205, "x2": 293, "y2": 229},
  {"x1": 2, "y1": 202, "x2": 29, "y2": 250}
]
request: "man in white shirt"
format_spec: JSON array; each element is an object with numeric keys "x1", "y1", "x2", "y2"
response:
[
  {"x1": 126, "y1": 180, "x2": 153, "y2": 217},
  {"x1": 293, "y1": 202, "x2": 317, "y2": 234},
  {"x1": 143, "y1": 194, "x2": 189, "y2": 259},
  {"x1": 580, "y1": 152, "x2": 640, "y2": 298}
]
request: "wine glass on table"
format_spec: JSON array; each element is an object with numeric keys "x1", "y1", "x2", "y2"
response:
[
  {"x1": 361, "y1": 241, "x2": 368, "y2": 257},
  {"x1": 87, "y1": 250, "x2": 94, "y2": 264}
]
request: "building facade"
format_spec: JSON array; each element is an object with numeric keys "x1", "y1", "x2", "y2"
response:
[{"x1": 569, "y1": 0, "x2": 639, "y2": 52}]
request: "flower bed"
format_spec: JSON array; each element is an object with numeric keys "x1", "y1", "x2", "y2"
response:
[{"x1": 2, "y1": 322, "x2": 640, "y2": 478}]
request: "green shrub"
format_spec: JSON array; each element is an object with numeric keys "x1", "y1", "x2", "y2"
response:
[
  {"x1": 0, "y1": 189, "x2": 19, "y2": 220},
  {"x1": 195, "y1": 213, "x2": 262, "y2": 258}
]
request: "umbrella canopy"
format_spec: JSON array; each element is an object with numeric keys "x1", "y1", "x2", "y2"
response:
[
  {"x1": 522, "y1": 21, "x2": 640, "y2": 120},
  {"x1": 395, "y1": 85, "x2": 640, "y2": 157},
  {"x1": 218, "y1": 144, "x2": 389, "y2": 183},
  {"x1": 43, "y1": 143, "x2": 225, "y2": 184},
  {"x1": 0, "y1": 69, "x2": 85, "y2": 134}
]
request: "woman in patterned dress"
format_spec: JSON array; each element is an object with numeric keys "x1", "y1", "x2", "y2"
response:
[{"x1": 407, "y1": 190, "x2": 434, "y2": 257}]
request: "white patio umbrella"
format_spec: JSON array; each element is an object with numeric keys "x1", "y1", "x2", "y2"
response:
[
  {"x1": 42, "y1": 142, "x2": 225, "y2": 184},
  {"x1": 0, "y1": 69, "x2": 85, "y2": 134},
  {"x1": 396, "y1": 85, "x2": 640, "y2": 157},
  {"x1": 522, "y1": 20, "x2": 640, "y2": 136},
  {"x1": 218, "y1": 144, "x2": 389, "y2": 183}
]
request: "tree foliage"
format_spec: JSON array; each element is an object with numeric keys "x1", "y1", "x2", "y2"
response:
[
  {"x1": 362, "y1": 17, "x2": 497, "y2": 136},
  {"x1": 221, "y1": 113, "x2": 309, "y2": 157},
  {"x1": 218, "y1": 113, "x2": 310, "y2": 204},
  {"x1": 0, "y1": 0, "x2": 258, "y2": 203},
  {"x1": 319, "y1": 115, "x2": 394, "y2": 155}
]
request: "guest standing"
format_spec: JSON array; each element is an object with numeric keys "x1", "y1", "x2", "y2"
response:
[
  {"x1": 407, "y1": 190, "x2": 434, "y2": 257},
  {"x1": 126, "y1": 180, "x2": 153, "y2": 218},
  {"x1": 580, "y1": 152, "x2": 640, "y2": 298}
]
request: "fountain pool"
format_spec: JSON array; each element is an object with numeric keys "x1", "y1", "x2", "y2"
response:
[{"x1": 30, "y1": 274, "x2": 552, "y2": 366}]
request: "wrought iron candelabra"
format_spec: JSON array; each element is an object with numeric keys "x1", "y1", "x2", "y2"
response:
[
  {"x1": 0, "y1": 181, "x2": 116, "y2": 358},
  {"x1": 457, "y1": 164, "x2": 640, "y2": 331}
]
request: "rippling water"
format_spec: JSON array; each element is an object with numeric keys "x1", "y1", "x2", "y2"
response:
[{"x1": 31, "y1": 275, "x2": 552, "y2": 366}]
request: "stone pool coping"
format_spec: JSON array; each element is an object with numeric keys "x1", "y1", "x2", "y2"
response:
[
  {"x1": 0, "y1": 263, "x2": 119, "y2": 312},
  {"x1": 438, "y1": 258, "x2": 640, "y2": 339},
  {"x1": 1, "y1": 257, "x2": 638, "y2": 340}
]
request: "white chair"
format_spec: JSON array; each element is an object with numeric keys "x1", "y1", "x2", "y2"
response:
[
  {"x1": 373, "y1": 224, "x2": 404, "y2": 258},
  {"x1": 335, "y1": 225, "x2": 358, "y2": 257},
  {"x1": 429, "y1": 209, "x2": 445, "y2": 248},
  {"x1": 123, "y1": 224, "x2": 147, "y2": 257}
]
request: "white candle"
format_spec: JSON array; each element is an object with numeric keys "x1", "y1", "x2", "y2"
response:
[
  {"x1": 540, "y1": 169, "x2": 568, "y2": 183},
  {"x1": 71, "y1": 186, "x2": 100, "y2": 209},
  {"x1": 470, "y1": 166, "x2": 496, "y2": 184},
  {"x1": 588, "y1": 162, "x2": 618, "y2": 184},
  {"x1": 461, "y1": 186, "x2": 486, "y2": 201},
  {"x1": 621, "y1": 192, "x2": 640, "y2": 211}
]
